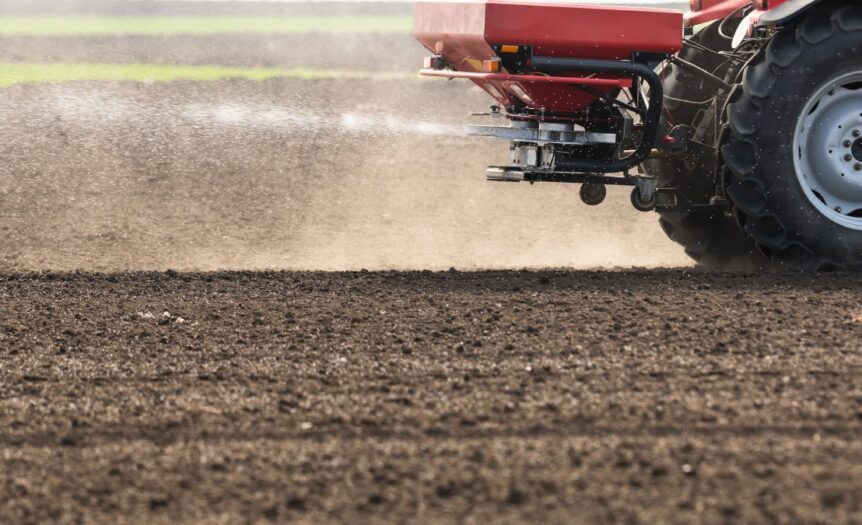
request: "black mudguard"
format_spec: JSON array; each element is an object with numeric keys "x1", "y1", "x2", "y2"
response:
[{"x1": 757, "y1": 0, "x2": 823, "y2": 26}]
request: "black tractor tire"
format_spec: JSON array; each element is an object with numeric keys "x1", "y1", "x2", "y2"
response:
[
  {"x1": 723, "y1": 7, "x2": 862, "y2": 270},
  {"x1": 644, "y1": 22, "x2": 764, "y2": 269}
]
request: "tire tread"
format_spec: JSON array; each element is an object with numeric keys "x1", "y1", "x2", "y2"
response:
[{"x1": 724, "y1": 7, "x2": 862, "y2": 270}]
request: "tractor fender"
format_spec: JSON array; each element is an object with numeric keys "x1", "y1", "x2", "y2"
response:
[
  {"x1": 687, "y1": 0, "x2": 826, "y2": 30},
  {"x1": 755, "y1": 0, "x2": 822, "y2": 26}
]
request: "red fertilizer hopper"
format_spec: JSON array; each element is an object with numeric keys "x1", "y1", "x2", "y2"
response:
[
  {"x1": 415, "y1": 0, "x2": 862, "y2": 271},
  {"x1": 415, "y1": 1, "x2": 683, "y2": 113}
]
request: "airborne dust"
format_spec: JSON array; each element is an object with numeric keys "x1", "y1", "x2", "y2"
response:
[{"x1": 0, "y1": 0, "x2": 691, "y2": 272}]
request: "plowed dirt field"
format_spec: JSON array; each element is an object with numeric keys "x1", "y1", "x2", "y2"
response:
[{"x1": 2, "y1": 270, "x2": 862, "y2": 524}]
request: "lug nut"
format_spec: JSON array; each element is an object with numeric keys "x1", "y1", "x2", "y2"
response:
[
  {"x1": 836, "y1": 207, "x2": 843, "y2": 213},
  {"x1": 856, "y1": 163, "x2": 862, "y2": 171},
  {"x1": 845, "y1": 154, "x2": 853, "y2": 161},
  {"x1": 844, "y1": 140, "x2": 853, "y2": 147},
  {"x1": 854, "y1": 130, "x2": 861, "y2": 138}
]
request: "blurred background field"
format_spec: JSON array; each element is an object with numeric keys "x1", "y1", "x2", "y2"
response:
[
  {"x1": 0, "y1": 15, "x2": 413, "y2": 35},
  {"x1": 0, "y1": 1, "x2": 418, "y2": 83}
]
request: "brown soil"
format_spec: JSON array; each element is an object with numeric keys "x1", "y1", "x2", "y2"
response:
[
  {"x1": 2, "y1": 269, "x2": 862, "y2": 524},
  {"x1": 0, "y1": 78, "x2": 688, "y2": 271}
]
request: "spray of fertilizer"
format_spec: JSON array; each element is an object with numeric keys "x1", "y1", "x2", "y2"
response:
[
  {"x1": 181, "y1": 102, "x2": 469, "y2": 138},
  {"x1": 339, "y1": 112, "x2": 466, "y2": 136},
  {"x1": 0, "y1": 81, "x2": 689, "y2": 272}
]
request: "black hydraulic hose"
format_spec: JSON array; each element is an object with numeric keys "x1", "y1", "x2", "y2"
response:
[
  {"x1": 530, "y1": 56, "x2": 663, "y2": 173},
  {"x1": 668, "y1": 56, "x2": 733, "y2": 91}
]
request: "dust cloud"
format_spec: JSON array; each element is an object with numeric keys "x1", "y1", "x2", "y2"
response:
[{"x1": 0, "y1": 0, "x2": 691, "y2": 272}]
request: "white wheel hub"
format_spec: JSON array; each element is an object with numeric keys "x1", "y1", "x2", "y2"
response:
[{"x1": 794, "y1": 71, "x2": 862, "y2": 229}]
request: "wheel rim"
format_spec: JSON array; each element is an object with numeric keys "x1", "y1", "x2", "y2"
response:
[{"x1": 794, "y1": 70, "x2": 862, "y2": 230}]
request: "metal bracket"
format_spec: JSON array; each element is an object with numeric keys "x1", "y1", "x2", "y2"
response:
[
  {"x1": 487, "y1": 167, "x2": 641, "y2": 186},
  {"x1": 653, "y1": 187, "x2": 731, "y2": 213},
  {"x1": 466, "y1": 125, "x2": 617, "y2": 145}
]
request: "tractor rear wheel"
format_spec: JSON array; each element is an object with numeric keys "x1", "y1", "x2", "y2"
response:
[
  {"x1": 645, "y1": 22, "x2": 763, "y2": 269},
  {"x1": 723, "y1": 8, "x2": 862, "y2": 270}
]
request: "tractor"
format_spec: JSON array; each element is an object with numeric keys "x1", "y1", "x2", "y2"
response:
[{"x1": 415, "y1": 0, "x2": 862, "y2": 270}]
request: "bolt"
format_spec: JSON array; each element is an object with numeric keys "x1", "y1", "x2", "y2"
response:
[
  {"x1": 856, "y1": 163, "x2": 862, "y2": 171},
  {"x1": 854, "y1": 129, "x2": 861, "y2": 138},
  {"x1": 836, "y1": 207, "x2": 843, "y2": 213},
  {"x1": 844, "y1": 140, "x2": 853, "y2": 148},
  {"x1": 845, "y1": 154, "x2": 853, "y2": 161}
]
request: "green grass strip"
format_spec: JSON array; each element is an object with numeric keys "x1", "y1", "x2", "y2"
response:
[
  {"x1": 0, "y1": 15, "x2": 413, "y2": 36},
  {"x1": 0, "y1": 63, "x2": 414, "y2": 86}
]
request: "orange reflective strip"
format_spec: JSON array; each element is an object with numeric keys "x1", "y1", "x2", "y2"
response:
[{"x1": 482, "y1": 59, "x2": 501, "y2": 72}]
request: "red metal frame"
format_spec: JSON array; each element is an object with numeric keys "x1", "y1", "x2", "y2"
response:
[
  {"x1": 685, "y1": 0, "x2": 789, "y2": 26},
  {"x1": 419, "y1": 69, "x2": 633, "y2": 89},
  {"x1": 482, "y1": 1, "x2": 683, "y2": 60}
]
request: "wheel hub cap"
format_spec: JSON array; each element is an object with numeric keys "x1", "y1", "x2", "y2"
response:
[{"x1": 794, "y1": 71, "x2": 862, "y2": 229}]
